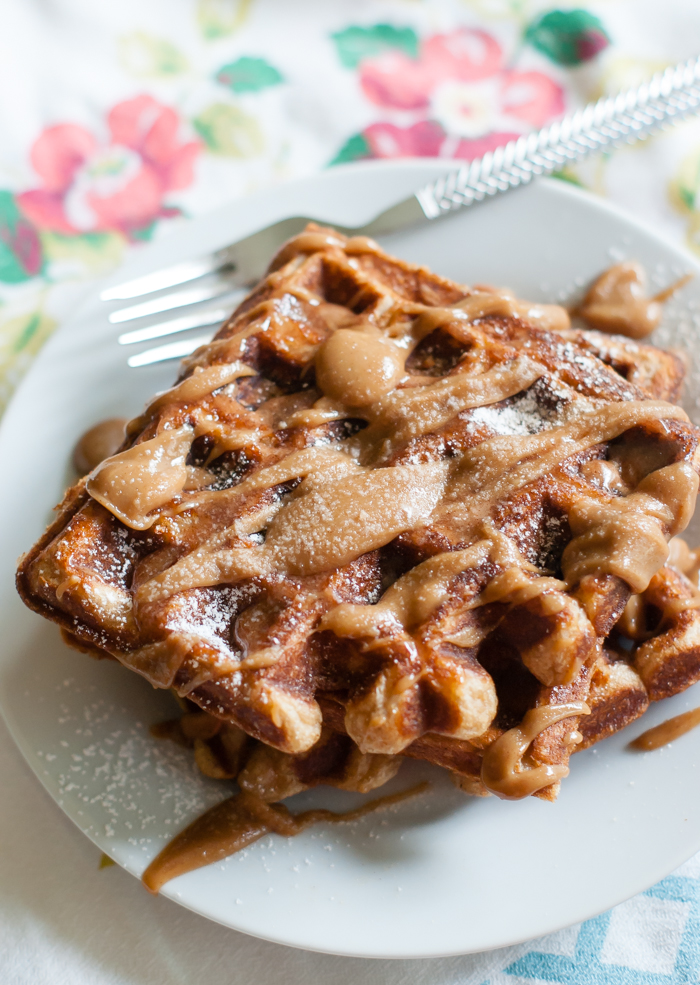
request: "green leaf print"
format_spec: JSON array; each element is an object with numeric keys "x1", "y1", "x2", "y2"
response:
[
  {"x1": 0, "y1": 191, "x2": 43, "y2": 283},
  {"x1": 331, "y1": 24, "x2": 419, "y2": 69},
  {"x1": 197, "y1": 0, "x2": 253, "y2": 40},
  {"x1": 672, "y1": 148, "x2": 700, "y2": 213},
  {"x1": 0, "y1": 308, "x2": 57, "y2": 412},
  {"x1": 329, "y1": 133, "x2": 372, "y2": 166},
  {"x1": 215, "y1": 57, "x2": 283, "y2": 93},
  {"x1": 118, "y1": 32, "x2": 189, "y2": 78},
  {"x1": 550, "y1": 167, "x2": 584, "y2": 187},
  {"x1": 13, "y1": 312, "x2": 42, "y2": 353},
  {"x1": 524, "y1": 9, "x2": 611, "y2": 66},
  {"x1": 0, "y1": 309, "x2": 55, "y2": 359},
  {"x1": 193, "y1": 104, "x2": 264, "y2": 157},
  {"x1": 670, "y1": 146, "x2": 700, "y2": 255}
]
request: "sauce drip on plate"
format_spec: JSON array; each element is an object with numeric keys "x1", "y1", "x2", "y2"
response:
[
  {"x1": 629, "y1": 707, "x2": 700, "y2": 751},
  {"x1": 142, "y1": 781, "x2": 429, "y2": 894}
]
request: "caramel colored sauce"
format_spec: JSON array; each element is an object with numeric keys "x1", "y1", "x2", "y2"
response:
[
  {"x1": 481, "y1": 701, "x2": 590, "y2": 799},
  {"x1": 264, "y1": 461, "x2": 447, "y2": 577},
  {"x1": 89, "y1": 231, "x2": 696, "y2": 612},
  {"x1": 652, "y1": 272, "x2": 694, "y2": 304},
  {"x1": 270, "y1": 230, "x2": 346, "y2": 269},
  {"x1": 629, "y1": 706, "x2": 700, "y2": 751},
  {"x1": 580, "y1": 458, "x2": 627, "y2": 495},
  {"x1": 140, "y1": 459, "x2": 449, "y2": 600},
  {"x1": 145, "y1": 361, "x2": 256, "y2": 417},
  {"x1": 139, "y1": 397, "x2": 692, "y2": 610},
  {"x1": 579, "y1": 262, "x2": 662, "y2": 339},
  {"x1": 322, "y1": 538, "x2": 492, "y2": 641},
  {"x1": 87, "y1": 426, "x2": 194, "y2": 530},
  {"x1": 142, "y1": 781, "x2": 429, "y2": 894},
  {"x1": 616, "y1": 535, "x2": 700, "y2": 642},
  {"x1": 315, "y1": 328, "x2": 405, "y2": 407},
  {"x1": 412, "y1": 293, "x2": 570, "y2": 337},
  {"x1": 562, "y1": 462, "x2": 698, "y2": 593},
  {"x1": 321, "y1": 525, "x2": 563, "y2": 667},
  {"x1": 73, "y1": 418, "x2": 128, "y2": 476}
]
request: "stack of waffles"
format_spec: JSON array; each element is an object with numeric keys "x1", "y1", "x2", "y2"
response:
[{"x1": 17, "y1": 226, "x2": 700, "y2": 809}]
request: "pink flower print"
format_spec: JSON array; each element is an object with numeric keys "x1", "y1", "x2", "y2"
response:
[
  {"x1": 431, "y1": 80, "x2": 511, "y2": 140},
  {"x1": 340, "y1": 27, "x2": 566, "y2": 165},
  {"x1": 359, "y1": 29, "x2": 505, "y2": 111},
  {"x1": 429, "y1": 71, "x2": 564, "y2": 144},
  {"x1": 363, "y1": 120, "x2": 446, "y2": 158},
  {"x1": 360, "y1": 49, "x2": 436, "y2": 111},
  {"x1": 422, "y1": 29, "x2": 503, "y2": 84},
  {"x1": 499, "y1": 71, "x2": 565, "y2": 129},
  {"x1": 452, "y1": 131, "x2": 523, "y2": 163},
  {"x1": 18, "y1": 96, "x2": 200, "y2": 239}
]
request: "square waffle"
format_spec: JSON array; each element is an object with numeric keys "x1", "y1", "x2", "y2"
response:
[{"x1": 17, "y1": 224, "x2": 700, "y2": 806}]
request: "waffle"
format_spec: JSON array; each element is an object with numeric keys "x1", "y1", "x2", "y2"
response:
[{"x1": 17, "y1": 224, "x2": 700, "y2": 804}]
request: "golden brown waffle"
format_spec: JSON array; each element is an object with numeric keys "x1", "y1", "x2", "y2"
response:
[{"x1": 17, "y1": 224, "x2": 700, "y2": 802}]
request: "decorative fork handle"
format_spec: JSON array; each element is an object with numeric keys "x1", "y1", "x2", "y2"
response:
[{"x1": 415, "y1": 55, "x2": 700, "y2": 220}]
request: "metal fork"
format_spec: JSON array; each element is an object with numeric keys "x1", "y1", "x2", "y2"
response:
[{"x1": 105, "y1": 55, "x2": 700, "y2": 368}]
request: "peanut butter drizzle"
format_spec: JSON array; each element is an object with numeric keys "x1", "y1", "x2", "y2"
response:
[
  {"x1": 141, "y1": 460, "x2": 449, "y2": 601},
  {"x1": 578, "y1": 262, "x2": 662, "y2": 339},
  {"x1": 481, "y1": 702, "x2": 590, "y2": 799},
  {"x1": 141, "y1": 781, "x2": 429, "y2": 894},
  {"x1": 616, "y1": 534, "x2": 700, "y2": 641},
  {"x1": 139, "y1": 397, "x2": 692, "y2": 607},
  {"x1": 351, "y1": 356, "x2": 546, "y2": 461},
  {"x1": 288, "y1": 356, "x2": 547, "y2": 453},
  {"x1": 480, "y1": 567, "x2": 566, "y2": 610},
  {"x1": 411, "y1": 293, "x2": 570, "y2": 338},
  {"x1": 321, "y1": 525, "x2": 564, "y2": 646},
  {"x1": 439, "y1": 403, "x2": 692, "y2": 561},
  {"x1": 660, "y1": 596, "x2": 700, "y2": 619},
  {"x1": 146, "y1": 361, "x2": 256, "y2": 416},
  {"x1": 87, "y1": 427, "x2": 195, "y2": 530},
  {"x1": 632, "y1": 594, "x2": 700, "y2": 638},
  {"x1": 315, "y1": 328, "x2": 406, "y2": 407},
  {"x1": 323, "y1": 540, "x2": 493, "y2": 640},
  {"x1": 265, "y1": 462, "x2": 448, "y2": 576},
  {"x1": 629, "y1": 706, "x2": 700, "y2": 751},
  {"x1": 562, "y1": 462, "x2": 699, "y2": 593},
  {"x1": 275, "y1": 230, "x2": 570, "y2": 336},
  {"x1": 270, "y1": 230, "x2": 347, "y2": 270},
  {"x1": 580, "y1": 458, "x2": 627, "y2": 495},
  {"x1": 652, "y1": 272, "x2": 694, "y2": 304},
  {"x1": 73, "y1": 418, "x2": 128, "y2": 476}
]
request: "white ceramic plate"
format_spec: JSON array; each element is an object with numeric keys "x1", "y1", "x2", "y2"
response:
[{"x1": 3, "y1": 161, "x2": 700, "y2": 959}]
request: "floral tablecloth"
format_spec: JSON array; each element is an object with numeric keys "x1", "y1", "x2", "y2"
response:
[{"x1": 3, "y1": 1, "x2": 700, "y2": 983}]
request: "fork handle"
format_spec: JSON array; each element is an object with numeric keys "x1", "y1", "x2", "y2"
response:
[{"x1": 411, "y1": 55, "x2": 700, "y2": 221}]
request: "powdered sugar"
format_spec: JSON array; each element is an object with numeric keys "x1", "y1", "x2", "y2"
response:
[
  {"x1": 35, "y1": 674, "x2": 225, "y2": 855},
  {"x1": 470, "y1": 390, "x2": 547, "y2": 436}
]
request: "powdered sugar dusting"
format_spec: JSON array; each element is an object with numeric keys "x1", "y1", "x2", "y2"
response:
[
  {"x1": 471, "y1": 390, "x2": 547, "y2": 436},
  {"x1": 35, "y1": 675, "x2": 225, "y2": 855}
]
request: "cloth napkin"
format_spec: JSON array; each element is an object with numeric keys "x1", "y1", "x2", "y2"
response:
[{"x1": 3, "y1": 1, "x2": 700, "y2": 982}]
